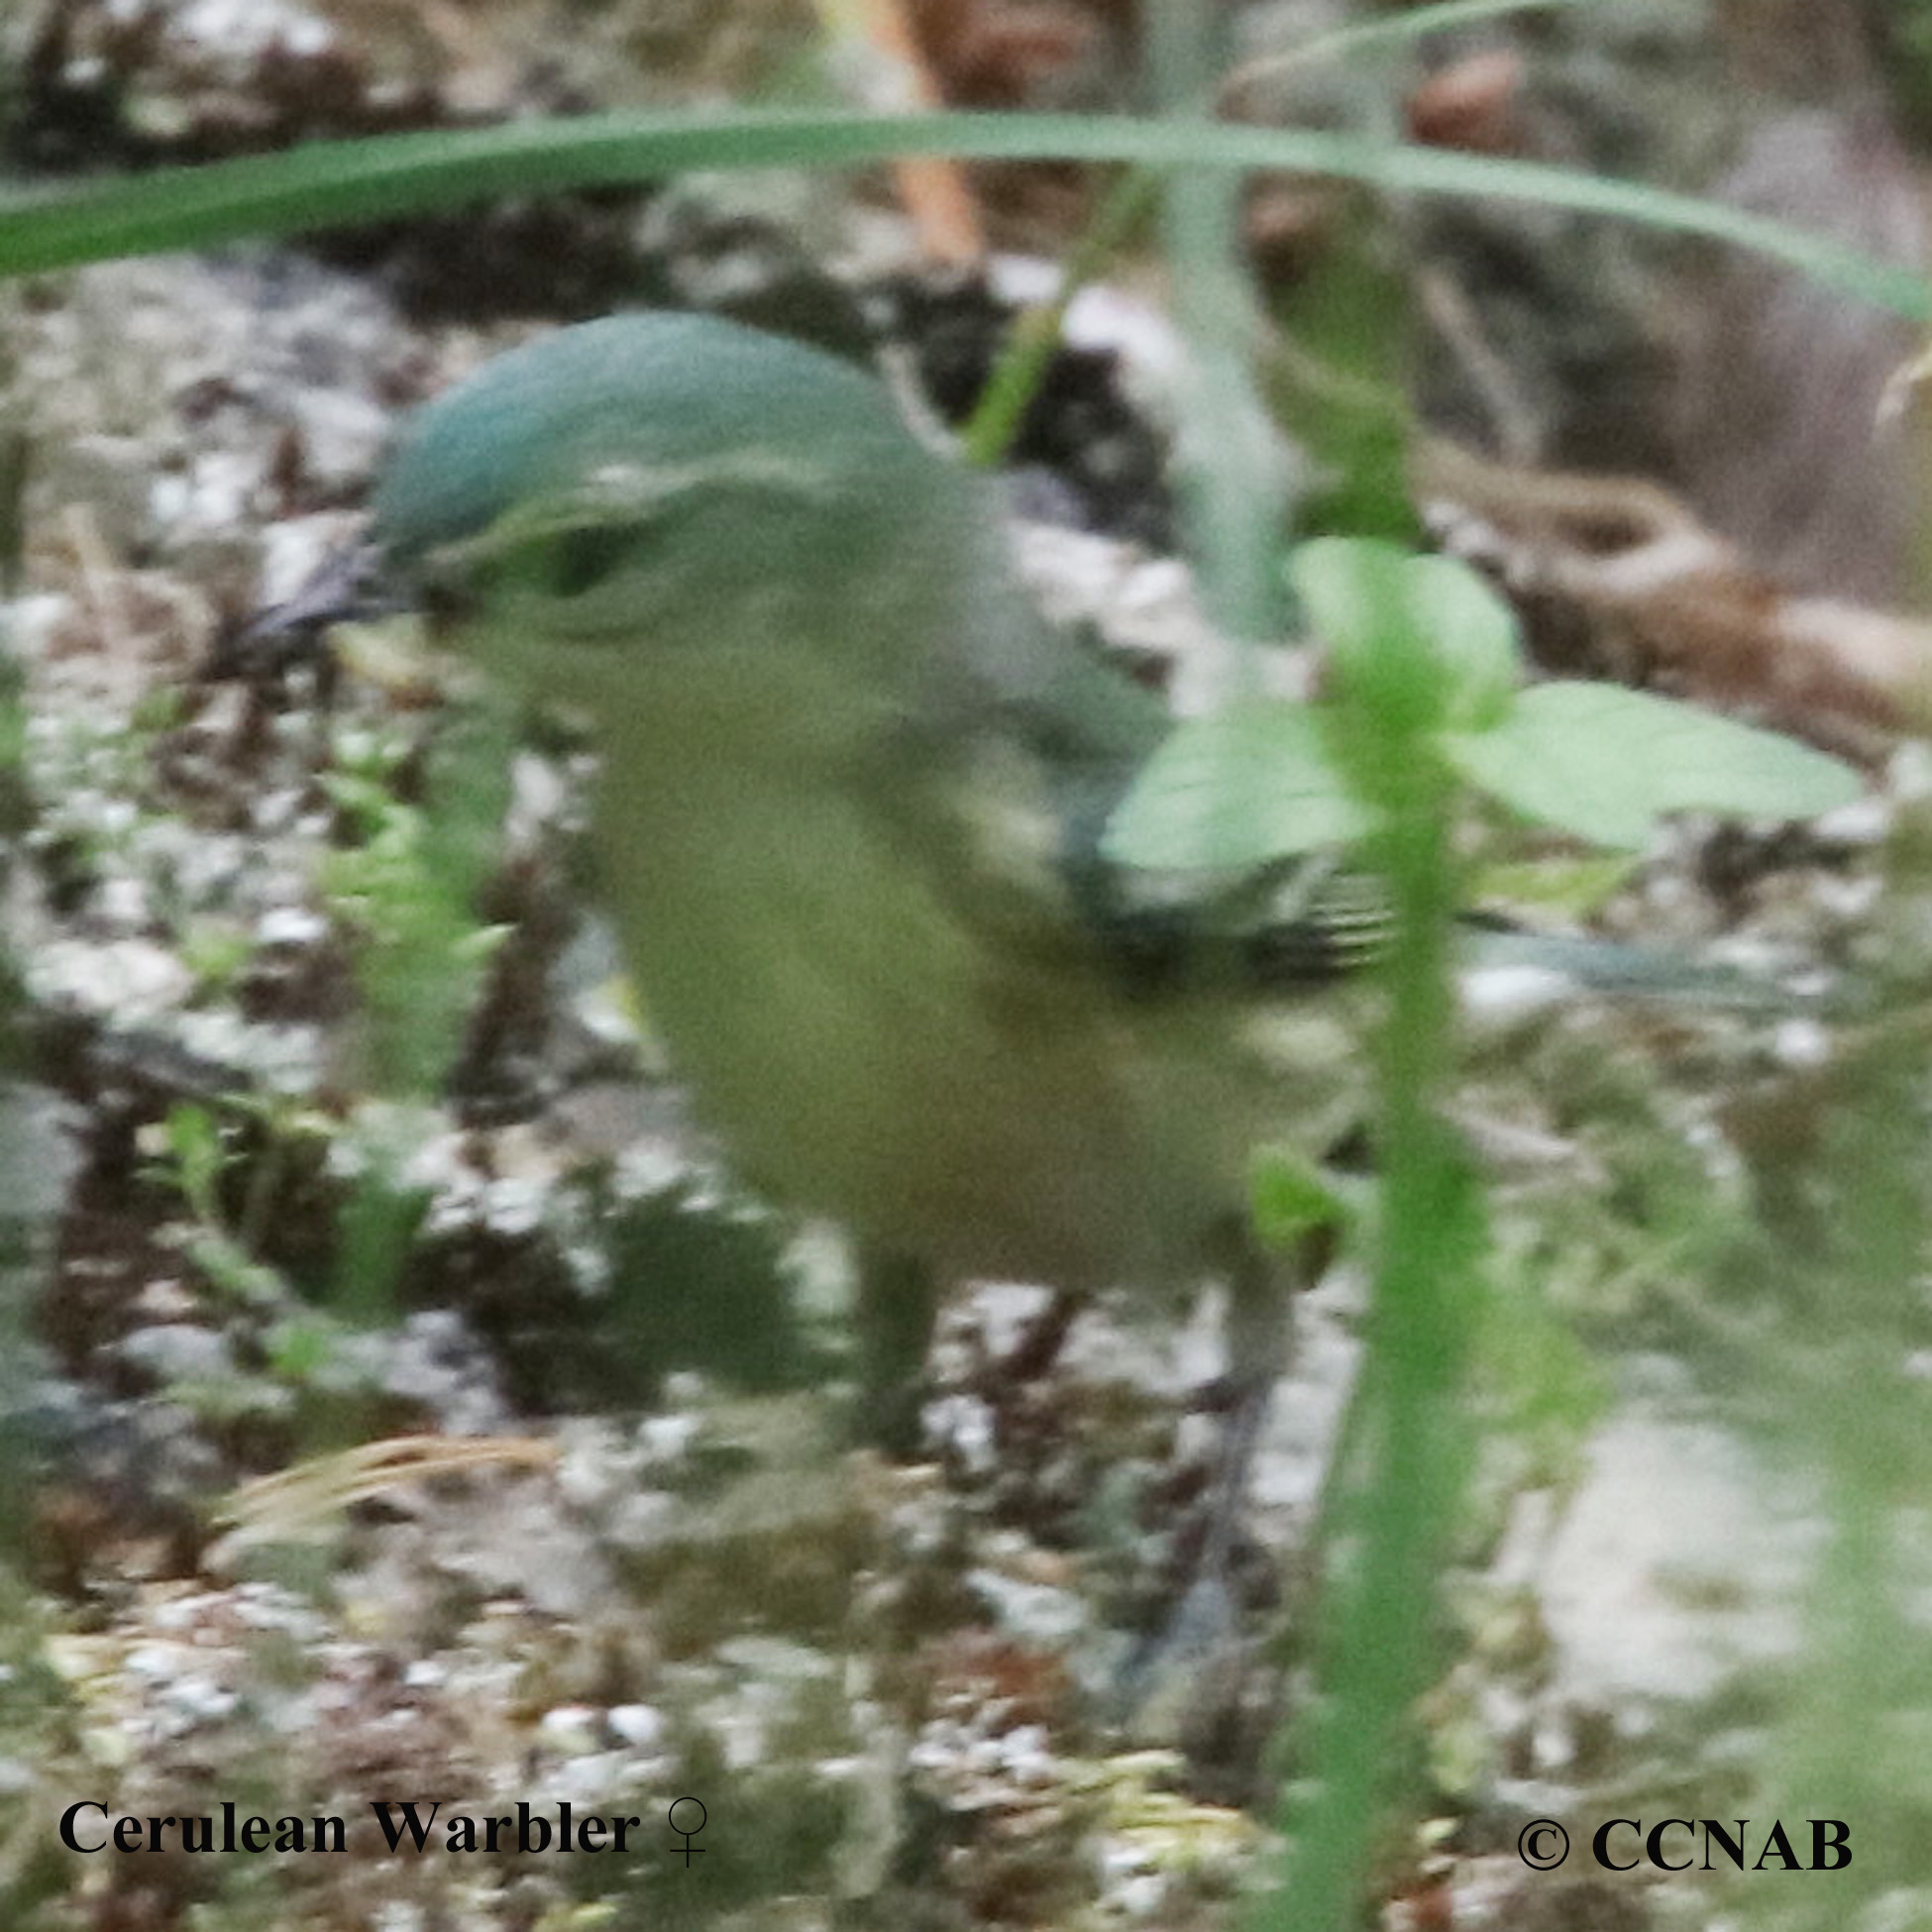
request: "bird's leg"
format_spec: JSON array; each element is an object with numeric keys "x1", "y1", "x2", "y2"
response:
[
  {"x1": 1119, "y1": 1225, "x2": 1301, "y2": 1732},
  {"x1": 1185, "y1": 1230, "x2": 1299, "y2": 1631},
  {"x1": 853, "y1": 1246, "x2": 941, "y2": 1455},
  {"x1": 855, "y1": 1251, "x2": 1088, "y2": 1454},
  {"x1": 1202, "y1": 1234, "x2": 1301, "y2": 1586}
]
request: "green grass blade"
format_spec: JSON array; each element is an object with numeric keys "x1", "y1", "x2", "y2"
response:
[
  {"x1": 1229, "y1": 0, "x2": 1598, "y2": 89},
  {"x1": 1, "y1": 108, "x2": 1925, "y2": 321}
]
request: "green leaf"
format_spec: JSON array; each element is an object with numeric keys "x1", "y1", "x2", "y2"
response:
[
  {"x1": 1447, "y1": 681, "x2": 1864, "y2": 849},
  {"x1": 1402, "y1": 553, "x2": 1521, "y2": 729},
  {"x1": 163, "y1": 1103, "x2": 225, "y2": 1224},
  {"x1": 1249, "y1": 1145, "x2": 1351, "y2": 1248},
  {"x1": 1470, "y1": 853, "x2": 1643, "y2": 919},
  {"x1": 1289, "y1": 536, "x2": 1407, "y2": 651},
  {"x1": 1103, "y1": 698, "x2": 1370, "y2": 873},
  {"x1": 1289, "y1": 538, "x2": 1521, "y2": 730}
]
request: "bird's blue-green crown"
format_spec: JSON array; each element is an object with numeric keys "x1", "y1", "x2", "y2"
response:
[{"x1": 372, "y1": 311, "x2": 946, "y2": 567}]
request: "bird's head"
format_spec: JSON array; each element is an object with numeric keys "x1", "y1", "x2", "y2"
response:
[{"x1": 372, "y1": 312, "x2": 995, "y2": 717}]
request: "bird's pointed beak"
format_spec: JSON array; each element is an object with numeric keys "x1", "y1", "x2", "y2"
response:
[{"x1": 211, "y1": 537, "x2": 400, "y2": 679}]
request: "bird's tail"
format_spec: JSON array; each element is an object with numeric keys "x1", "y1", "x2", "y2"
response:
[{"x1": 1456, "y1": 922, "x2": 1822, "y2": 1017}]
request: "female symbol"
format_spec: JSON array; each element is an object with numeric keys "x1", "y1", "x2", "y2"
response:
[{"x1": 668, "y1": 1796, "x2": 707, "y2": 1865}]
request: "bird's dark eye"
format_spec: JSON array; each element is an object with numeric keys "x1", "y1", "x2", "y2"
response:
[{"x1": 542, "y1": 523, "x2": 639, "y2": 599}]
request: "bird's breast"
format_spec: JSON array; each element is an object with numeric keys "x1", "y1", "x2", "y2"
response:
[{"x1": 589, "y1": 732, "x2": 1254, "y2": 1296}]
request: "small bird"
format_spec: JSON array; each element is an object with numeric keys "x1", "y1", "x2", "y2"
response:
[
  {"x1": 366, "y1": 310, "x2": 1795, "y2": 1552},
  {"x1": 371, "y1": 311, "x2": 1370, "y2": 1465}
]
